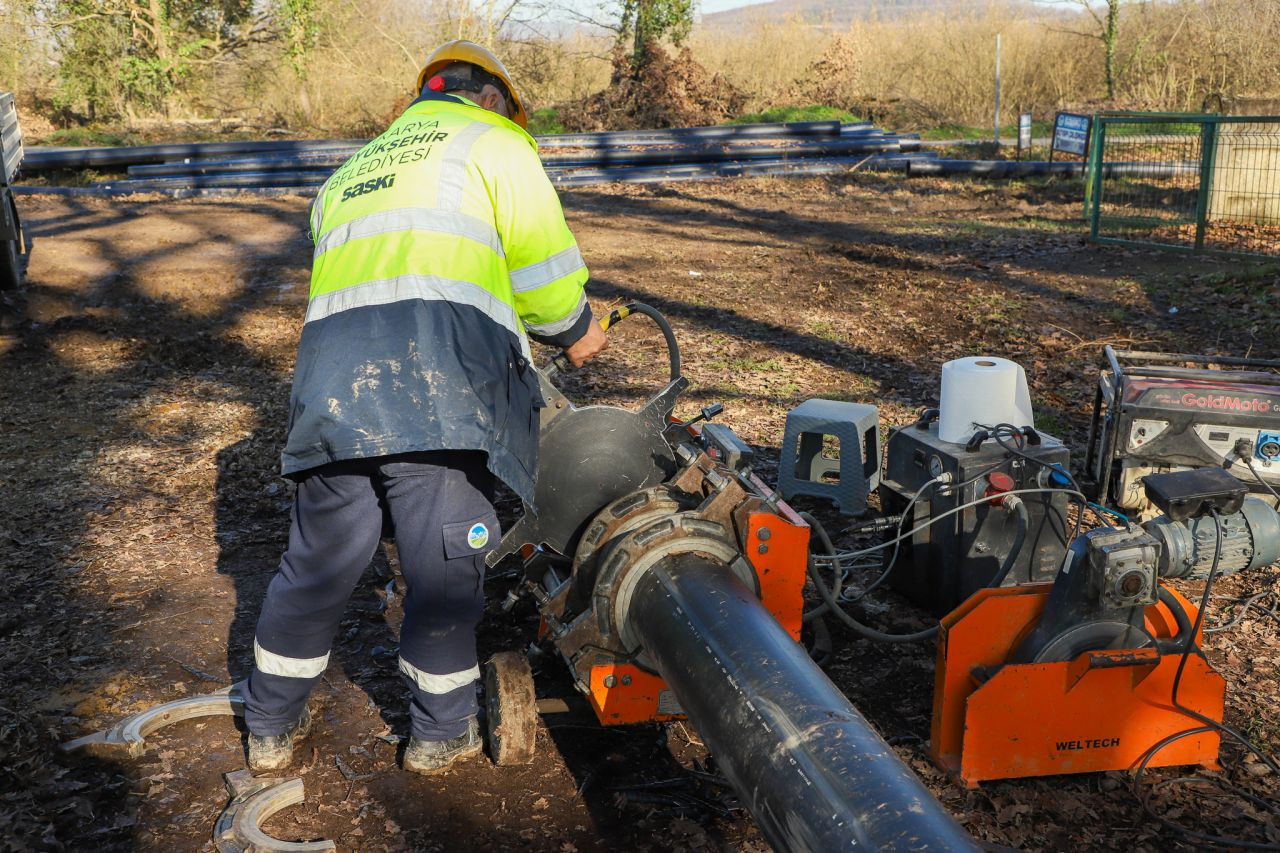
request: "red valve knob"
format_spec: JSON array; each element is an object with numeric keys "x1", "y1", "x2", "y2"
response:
[{"x1": 984, "y1": 471, "x2": 1016, "y2": 506}]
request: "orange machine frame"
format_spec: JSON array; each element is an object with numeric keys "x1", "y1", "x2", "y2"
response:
[
  {"x1": 930, "y1": 583, "x2": 1226, "y2": 787},
  {"x1": 587, "y1": 481, "x2": 810, "y2": 725}
]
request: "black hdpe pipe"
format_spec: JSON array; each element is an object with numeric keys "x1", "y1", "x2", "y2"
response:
[
  {"x1": 541, "y1": 137, "x2": 911, "y2": 169},
  {"x1": 126, "y1": 135, "x2": 913, "y2": 178},
  {"x1": 22, "y1": 139, "x2": 362, "y2": 171},
  {"x1": 11, "y1": 184, "x2": 313, "y2": 199},
  {"x1": 536, "y1": 119, "x2": 862, "y2": 148},
  {"x1": 90, "y1": 171, "x2": 331, "y2": 191},
  {"x1": 18, "y1": 151, "x2": 932, "y2": 196},
  {"x1": 18, "y1": 154, "x2": 927, "y2": 197},
  {"x1": 129, "y1": 153, "x2": 352, "y2": 177},
  {"x1": 907, "y1": 159, "x2": 1199, "y2": 178},
  {"x1": 104, "y1": 153, "x2": 921, "y2": 192},
  {"x1": 546, "y1": 154, "x2": 931, "y2": 186},
  {"x1": 23, "y1": 121, "x2": 872, "y2": 171},
  {"x1": 628, "y1": 553, "x2": 979, "y2": 852}
]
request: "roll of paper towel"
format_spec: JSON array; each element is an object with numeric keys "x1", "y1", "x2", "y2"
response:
[{"x1": 938, "y1": 356, "x2": 1035, "y2": 444}]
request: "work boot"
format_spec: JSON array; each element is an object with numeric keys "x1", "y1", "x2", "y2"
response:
[
  {"x1": 403, "y1": 717, "x2": 483, "y2": 775},
  {"x1": 246, "y1": 706, "x2": 312, "y2": 773}
]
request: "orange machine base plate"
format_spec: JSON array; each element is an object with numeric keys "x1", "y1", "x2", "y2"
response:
[{"x1": 930, "y1": 583, "x2": 1226, "y2": 787}]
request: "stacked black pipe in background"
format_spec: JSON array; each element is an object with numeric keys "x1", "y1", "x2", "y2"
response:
[
  {"x1": 16, "y1": 120, "x2": 940, "y2": 195},
  {"x1": 21, "y1": 138, "x2": 364, "y2": 171}
]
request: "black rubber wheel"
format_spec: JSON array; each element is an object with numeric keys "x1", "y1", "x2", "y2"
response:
[
  {"x1": 0, "y1": 238, "x2": 18, "y2": 291},
  {"x1": 484, "y1": 651, "x2": 537, "y2": 765}
]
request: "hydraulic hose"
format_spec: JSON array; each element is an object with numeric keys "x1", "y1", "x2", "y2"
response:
[
  {"x1": 1154, "y1": 585, "x2": 1195, "y2": 654},
  {"x1": 542, "y1": 301, "x2": 680, "y2": 385},
  {"x1": 802, "y1": 497, "x2": 1030, "y2": 643},
  {"x1": 627, "y1": 552, "x2": 979, "y2": 852}
]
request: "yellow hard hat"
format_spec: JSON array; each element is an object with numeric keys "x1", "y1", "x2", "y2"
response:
[{"x1": 416, "y1": 40, "x2": 528, "y2": 129}]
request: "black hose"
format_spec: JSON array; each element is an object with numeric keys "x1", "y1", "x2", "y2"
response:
[
  {"x1": 987, "y1": 497, "x2": 1031, "y2": 588},
  {"x1": 613, "y1": 302, "x2": 680, "y2": 383},
  {"x1": 802, "y1": 498, "x2": 1029, "y2": 643},
  {"x1": 1154, "y1": 585, "x2": 1194, "y2": 654},
  {"x1": 802, "y1": 513, "x2": 842, "y2": 623},
  {"x1": 542, "y1": 301, "x2": 680, "y2": 385}
]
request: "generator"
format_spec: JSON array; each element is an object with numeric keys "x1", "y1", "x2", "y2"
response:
[
  {"x1": 1084, "y1": 347, "x2": 1280, "y2": 517},
  {"x1": 880, "y1": 412, "x2": 1072, "y2": 615}
]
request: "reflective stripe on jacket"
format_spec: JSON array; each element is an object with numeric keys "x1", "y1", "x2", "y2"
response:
[{"x1": 282, "y1": 93, "x2": 591, "y2": 502}]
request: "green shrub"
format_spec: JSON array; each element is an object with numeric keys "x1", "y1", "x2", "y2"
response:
[
  {"x1": 731, "y1": 105, "x2": 860, "y2": 125},
  {"x1": 528, "y1": 107, "x2": 566, "y2": 135}
]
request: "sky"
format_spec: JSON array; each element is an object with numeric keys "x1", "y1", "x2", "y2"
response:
[{"x1": 698, "y1": 0, "x2": 773, "y2": 12}]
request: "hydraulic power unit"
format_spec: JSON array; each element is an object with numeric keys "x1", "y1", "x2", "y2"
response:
[{"x1": 880, "y1": 415, "x2": 1072, "y2": 615}]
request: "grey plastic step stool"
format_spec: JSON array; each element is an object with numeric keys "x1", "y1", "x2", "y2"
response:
[{"x1": 778, "y1": 399, "x2": 880, "y2": 514}]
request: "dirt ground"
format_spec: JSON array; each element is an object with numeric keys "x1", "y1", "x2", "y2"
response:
[{"x1": 1, "y1": 174, "x2": 1278, "y2": 852}]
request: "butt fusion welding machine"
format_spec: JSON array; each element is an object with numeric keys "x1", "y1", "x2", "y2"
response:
[
  {"x1": 490, "y1": 305, "x2": 1276, "y2": 846},
  {"x1": 876, "y1": 349, "x2": 1280, "y2": 786},
  {"x1": 486, "y1": 303, "x2": 978, "y2": 852}
]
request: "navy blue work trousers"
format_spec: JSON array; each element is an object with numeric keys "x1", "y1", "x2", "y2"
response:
[{"x1": 244, "y1": 450, "x2": 498, "y2": 740}]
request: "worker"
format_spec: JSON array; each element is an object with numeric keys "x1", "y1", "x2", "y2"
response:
[{"x1": 242, "y1": 40, "x2": 608, "y2": 775}]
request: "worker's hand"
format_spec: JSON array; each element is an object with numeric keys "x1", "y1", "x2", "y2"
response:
[{"x1": 564, "y1": 318, "x2": 609, "y2": 367}]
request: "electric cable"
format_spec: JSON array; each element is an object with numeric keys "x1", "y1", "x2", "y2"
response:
[
  {"x1": 838, "y1": 472, "x2": 944, "y2": 604},
  {"x1": 1245, "y1": 458, "x2": 1280, "y2": 507},
  {"x1": 987, "y1": 422, "x2": 1086, "y2": 546},
  {"x1": 808, "y1": 486, "x2": 1083, "y2": 565},
  {"x1": 1206, "y1": 590, "x2": 1280, "y2": 634},
  {"x1": 802, "y1": 499, "x2": 1029, "y2": 643},
  {"x1": 1088, "y1": 502, "x2": 1130, "y2": 524},
  {"x1": 810, "y1": 454, "x2": 1011, "y2": 572},
  {"x1": 803, "y1": 510, "x2": 941, "y2": 642},
  {"x1": 827, "y1": 455, "x2": 1023, "y2": 605},
  {"x1": 1132, "y1": 508, "x2": 1280, "y2": 849}
]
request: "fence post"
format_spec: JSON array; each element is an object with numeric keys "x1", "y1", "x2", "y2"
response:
[
  {"x1": 1193, "y1": 118, "x2": 1220, "y2": 251},
  {"x1": 993, "y1": 33, "x2": 1002, "y2": 148},
  {"x1": 1086, "y1": 115, "x2": 1106, "y2": 235}
]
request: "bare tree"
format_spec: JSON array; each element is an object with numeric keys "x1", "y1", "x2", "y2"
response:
[{"x1": 1040, "y1": 0, "x2": 1124, "y2": 100}]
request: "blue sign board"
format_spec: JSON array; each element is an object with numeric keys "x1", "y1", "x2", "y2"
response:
[
  {"x1": 1018, "y1": 113, "x2": 1033, "y2": 155},
  {"x1": 1052, "y1": 112, "x2": 1091, "y2": 157}
]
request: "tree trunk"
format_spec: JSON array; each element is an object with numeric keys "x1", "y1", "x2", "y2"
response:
[
  {"x1": 1103, "y1": 0, "x2": 1120, "y2": 100},
  {"x1": 147, "y1": 0, "x2": 174, "y2": 116},
  {"x1": 632, "y1": 0, "x2": 650, "y2": 63}
]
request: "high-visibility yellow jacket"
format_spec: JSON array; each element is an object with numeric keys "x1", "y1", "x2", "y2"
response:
[{"x1": 282, "y1": 92, "x2": 591, "y2": 502}]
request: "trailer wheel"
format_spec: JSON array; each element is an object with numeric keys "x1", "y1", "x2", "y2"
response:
[
  {"x1": 484, "y1": 651, "x2": 537, "y2": 766},
  {"x1": 0, "y1": 237, "x2": 18, "y2": 291}
]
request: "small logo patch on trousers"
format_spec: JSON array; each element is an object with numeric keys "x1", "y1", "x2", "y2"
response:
[{"x1": 467, "y1": 523, "x2": 489, "y2": 549}]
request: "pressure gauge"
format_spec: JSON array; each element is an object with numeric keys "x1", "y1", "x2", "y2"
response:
[{"x1": 928, "y1": 455, "x2": 945, "y2": 479}]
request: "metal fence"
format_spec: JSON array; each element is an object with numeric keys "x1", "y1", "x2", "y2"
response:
[{"x1": 1086, "y1": 112, "x2": 1280, "y2": 258}]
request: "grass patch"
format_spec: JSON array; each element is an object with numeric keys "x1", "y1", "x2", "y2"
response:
[
  {"x1": 919, "y1": 121, "x2": 1054, "y2": 140},
  {"x1": 946, "y1": 216, "x2": 1083, "y2": 238},
  {"x1": 730, "y1": 105, "x2": 860, "y2": 125},
  {"x1": 37, "y1": 126, "x2": 138, "y2": 147},
  {"x1": 528, "y1": 107, "x2": 566, "y2": 136},
  {"x1": 708, "y1": 356, "x2": 787, "y2": 373},
  {"x1": 805, "y1": 320, "x2": 845, "y2": 342},
  {"x1": 1033, "y1": 408, "x2": 1070, "y2": 437}
]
